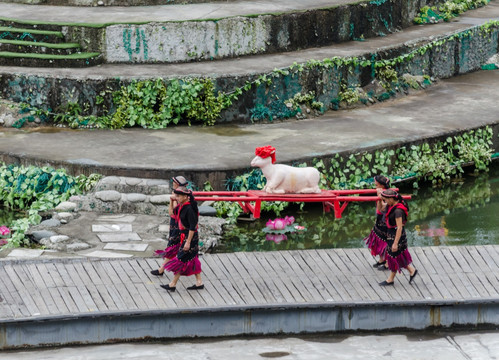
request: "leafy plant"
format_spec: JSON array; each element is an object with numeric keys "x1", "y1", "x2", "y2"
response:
[
  {"x1": 414, "y1": 0, "x2": 490, "y2": 24},
  {"x1": 53, "y1": 102, "x2": 88, "y2": 129},
  {"x1": 0, "y1": 163, "x2": 101, "y2": 248},
  {"x1": 250, "y1": 104, "x2": 273, "y2": 122},
  {"x1": 111, "y1": 78, "x2": 230, "y2": 129},
  {"x1": 284, "y1": 91, "x2": 323, "y2": 112},
  {"x1": 376, "y1": 66, "x2": 398, "y2": 91},
  {"x1": 338, "y1": 84, "x2": 361, "y2": 105}
]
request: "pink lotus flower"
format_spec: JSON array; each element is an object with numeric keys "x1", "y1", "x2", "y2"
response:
[
  {"x1": 0, "y1": 226, "x2": 10, "y2": 246},
  {"x1": 266, "y1": 216, "x2": 295, "y2": 230},
  {"x1": 294, "y1": 225, "x2": 305, "y2": 230},
  {"x1": 0, "y1": 226, "x2": 10, "y2": 236}
]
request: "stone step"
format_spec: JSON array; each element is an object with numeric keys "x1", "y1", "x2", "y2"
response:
[
  {"x1": 0, "y1": 19, "x2": 65, "y2": 32},
  {"x1": 0, "y1": 50, "x2": 102, "y2": 67},
  {"x1": 0, "y1": 39, "x2": 81, "y2": 55},
  {"x1": 0, "y1": 26, "x2": 65, "y2": 43}
]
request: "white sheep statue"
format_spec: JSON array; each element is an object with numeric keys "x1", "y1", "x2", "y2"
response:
[{"x1": 250, "y1": 145, "x2": 321, "y2": 194}]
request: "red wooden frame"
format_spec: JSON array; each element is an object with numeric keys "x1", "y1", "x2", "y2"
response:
[{"x1": 192, "y1": 189, "x2": 411, "y2": 219}]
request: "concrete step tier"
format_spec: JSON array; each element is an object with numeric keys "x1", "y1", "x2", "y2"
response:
[
  {"x1": 0, "y1": 0, "x2": 440, "y2": 65},
  {"x1": 0, "y1": 19, "x2": 66, "y2": 32},
  {"x1": 0, "y1": 1, "x2": 497, "y2": 112},
  {"x1": 0, "y1": 22, "x2": 102, "y2": 66},
  {"x1": 0, "y1": 25, "x2": 64, "y2": 42},
  {"x1": 0, "y1": 50, "x2": 102, "y2": 67},
  {"x1": 0, "y1": 39, "x2": 81, "y2": 55}
]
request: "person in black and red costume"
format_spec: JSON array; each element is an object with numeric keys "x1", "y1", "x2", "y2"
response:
[
  {"x1": 161, "y1": 186, "x2": 204, "y2": 292},
  {"x1": 379, "y1": 189, "x2": 418, "y2": 286},
  {"x1": 364, "y1": 175, "x2": 391, "y2": 269},
  {"x1": 151, "y1": 176, "x2": 188, "y2": 276}
]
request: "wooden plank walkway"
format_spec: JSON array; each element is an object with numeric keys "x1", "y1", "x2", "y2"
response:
[{"x1": 2, "y1": 245, "x2": 499, "y2": 320}]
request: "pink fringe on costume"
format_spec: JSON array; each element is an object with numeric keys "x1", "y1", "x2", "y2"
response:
[
  {"x1": 387, "y1": 249, "x2": 413, "y2": 273},
  {"x1": 154, "y1": 243, "x2": 181, "y2": 259},
  {"x1": 365, "y1": 231, "x2": 387, "y2": 257},
  {"x1": 164, "y1": 256, "x2": 202, "y2": 276}
]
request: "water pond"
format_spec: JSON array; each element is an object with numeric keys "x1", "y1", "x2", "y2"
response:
[{"x1": 216, "y1": 164, "x2": 499, "y2": 253}]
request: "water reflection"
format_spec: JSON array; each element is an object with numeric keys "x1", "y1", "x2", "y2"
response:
[
  {"x1": 0, "y1": 208, "x2": 21, "y2": 227},
  {"x1": 217, "y1": 164, "x2": 499, "y2": 253}
]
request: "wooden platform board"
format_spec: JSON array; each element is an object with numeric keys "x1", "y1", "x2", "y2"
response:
[{"x1": 2, "y1": 245, "x2": 499, "y2": 320}]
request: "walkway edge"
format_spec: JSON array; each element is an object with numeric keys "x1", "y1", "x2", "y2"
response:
[{"x1": 2, "y1": 299, "x2": 499, "y2": 349}]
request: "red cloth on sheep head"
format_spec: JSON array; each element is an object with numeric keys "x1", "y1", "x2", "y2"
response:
[{"x1": 255, "y1": 145, "x2": 276, "y2": 164}]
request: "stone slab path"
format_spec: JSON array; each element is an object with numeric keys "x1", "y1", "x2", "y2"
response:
[{"x1": 2, "y1": 213, "x2": 168, "y2": 260}]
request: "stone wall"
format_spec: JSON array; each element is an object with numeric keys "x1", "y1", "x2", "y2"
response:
[{"x1": 221, "y1": 24, "x2": 499, "y2": 121}]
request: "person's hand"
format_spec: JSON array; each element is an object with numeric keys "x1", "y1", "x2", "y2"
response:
[
  {"x1": 392, "y1": 243, "x2": 398, "y2": 252},
  {"x1": 183, "y1": 243, "x2": 190, "y2": 251}
]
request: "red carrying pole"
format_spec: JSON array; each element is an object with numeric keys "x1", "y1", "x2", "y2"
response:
[{"x1": 190, "y1": 190, "x2": 411, "y2": 220}]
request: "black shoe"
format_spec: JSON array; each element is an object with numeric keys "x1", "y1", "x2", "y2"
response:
[
  {"x1": 160, "y1": 284, "x2": 176, "y2": 292},
  {"x1": 373, "y1": 260, "x2": 386, "y2": 268},
  {"x1": 378, "y1": 265, "x2": 389, "y2": 271},
  {"x1": 409, "y1": 269, "x2": 418, "y2": 284},
  {"x1": 379, "y1": 280, "x2": 394, "y2": 286},
  {"x1": 150, "y1": 269, "x2": 164, "y2": 276},
  {"x1": 187, "y1": 284, "x2": 205, "y2": 290}
]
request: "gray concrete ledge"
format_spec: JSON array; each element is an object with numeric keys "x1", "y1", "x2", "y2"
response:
[{"x1": 2, "y1": 300, "x2": 499, "y2": 349}]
